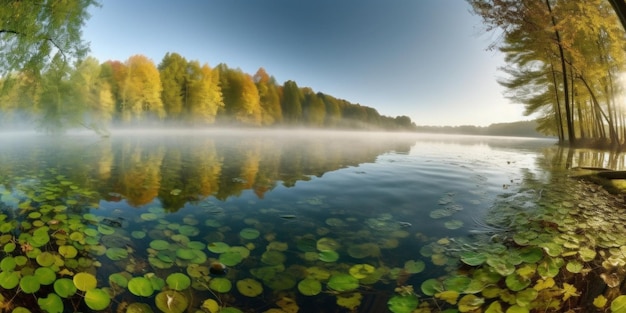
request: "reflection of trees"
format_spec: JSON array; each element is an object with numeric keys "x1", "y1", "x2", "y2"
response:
[
  {"x1": 0, "y1": 132, "x2": 416, "y2": 211},
  {"x1": 117, "y1": 141, "x2": 165, "y2": 206}
]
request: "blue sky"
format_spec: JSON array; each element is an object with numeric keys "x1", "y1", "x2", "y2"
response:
[{"x1": 83, "y1": 1, "x2": 527, "y2": 126}]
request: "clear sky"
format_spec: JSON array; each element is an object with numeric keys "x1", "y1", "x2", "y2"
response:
[{"x1": 82, "y1": 1, "x2": 528, "y2": 127}]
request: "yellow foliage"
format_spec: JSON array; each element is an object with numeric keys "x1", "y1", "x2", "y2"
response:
[
  {"x1": 561, "y1": 283, "x2": 579, "y2": 301},
  {"x1": 435, "y1": 290, "x2": 459, "y2": 305},
  {"x1": 533, "y1": 277, "x2": 555, "y2": 291},
  {"x1": 593, "y1": 294, "x2": 608, "y2": 308}
]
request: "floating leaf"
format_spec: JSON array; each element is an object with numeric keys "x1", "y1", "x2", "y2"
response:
[
  {"x1": 219, "y1": 250, "x2": 244, "y2": 266},
  {"x1": 404, "y1": 260, "x2": 425, "y2": 274},
  {"x1": 421, "y1": 278, "x2": 443, "y2": 296},
  {"x1": 297, "y1": 278, "x2": 321, "y2": 296},
  {"x1": 261, "y1": 250, "x2": 286, "y2": 265},
  {"x1": 594, "y1": 295, "x2": 608, "y2": 308},
  {"x1": 34, "y1": 267, "x2": 56, "y2": 285},
  {"x1": 128, "y1": 277, "x2": 154, "y2": 297},
  {"x1": 387, "y1": 294, "x2": 418, "y2": 313},
  {"x1": 566, "y1": 260, "x2": 584, "y2": 273},
  {"x1": 239, "y1": 228, "x2": 260, "y2": 240},
  {"x1": 316, "y1": 237, "x2": 340, "y2": 251},
  {"x1": 0, "y1": 271, "x2": 19, "y2": 289},
  {"x1": 58, "y1": 245, "x2": 78, "y2": 258},
  {"x1": 106, "y1": 247, "x2": 128, "y2": 261},
  {"x1": 443, "y1": 276, "x2": 471, "y2": 293},
  {"x1": 150, "y1": 240, "x2": 170, "y2": 250},
  {"x1": 165, "y1": 273, "x2": 191, "y2": 291},
  {"x1": 337, "y1": 292, "x2": 362, "y2": 310},
  {"x1": 327, "y1": 274, "x2": 359, "y2": 292},
  {"x1": 444, "y1": 219, "x2": 464, "y2": 229},
  {"x1": 209, "y1": 277, "x2": 232, "y2": 293},
  {"x1": 20, "y1": 275, "x2": 41, "y2": 293},
  {"x1": 73, "y1": 272, "x2": 97, "y2": 292},
  {"x1": 349, "y1": 264, "x2": 375, "y2": 279},
  {"x1": 54, "y1": 278, "x2": 77, "y2": 298},
  {"x1": 207, "y1": 242, "x2": 230, "y2": 253},
  {"x1": 458, "y1": 294, "x2": 484, "y2": 312},
  {"x1": 318, "y1": 250, "x2": 339, "y2": 262},
  {"x1": 85, "y1": 288, "x2": 111, "y2": 310},
  {"x1": 36, "y1": 252, "x2": 55, "y2": 267},
  {"x1": 37, "y1": 293, "x2": 63, "y2": 313},
  {"x1": 435, "y1": 290, "x2": 459, "y2": 305},
  {"x1": 155, "y1": 291, "x2": 188, "y2": 313},
  {"x1": 0, "y1": 257, "x2": 16, "y2": 271},
  {"x1": 202, "y1": 299, "x2": 220, "y2": 313},
  {"x1": 613, "y1": 295, "x2": 626, "y2": 313},
  {"x1": 460, "y1": 251, "x2": 487, "y2": 266},
  {"x1": 505, "y1": 273, "x2": 531, "y2": 292},
  {"x1": 237, "y1": 278, "x2": 263, "y2": 297}
]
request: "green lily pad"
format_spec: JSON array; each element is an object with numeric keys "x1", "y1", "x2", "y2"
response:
[
  {"x1": 150, "y1": 240, "x2": 170, "y2": 250},
  {"x1": 566, "y1": 260, "x2": 584, "y2": 273},
  {"x1": 264, "y1": 272, "x2": 296, "y2": 291},
  {"x1": 166, "y1": 273, "x2": 191, "y2": 291},
  {"x1": 404, "y1": 260, "x2": 425, "y2": 274},
  {"x1": 1, "y1": 257, "x2": 16, "y2": 271},
  {"x1": 239, "y1": 228, "x2": 260, "y2": 240},
  {"x1": 236, "y1": 278, "x2": 263, "y2": 297},
  {"x1": 318, "y1": 250, "x2": 339, "y2": 262},
  {"x1": 109, "y1": 273, "x2": 128, "y2": 288},
  {"x1": 421, "y1": 278, "x2": 444, "y2": 296},
  {"x1": 0, "y1": 271, "x2": 19, "y2": 289},
  {"x1": 261, "y1": 250, "x2": 286, "y2": 265},
  {"x1": 126, "y1": 303, "x2": 154, "y2": 313},
  {"x1": 106, "y1": 247, "x2": 128, "y2": 261},
  {"x1": 37, "y1": 293, "x2": 64, "y2": 313},
  {"x1": 207, "y1": 242, "x2": 230, "y2": 253},
  {"x1": 128, "y1": 277, "x2": 154, "y2": 297},
  {"x1": 131, "y1": 231, "x2": 146, "y2": 239},
  {"x1": 54, "y1": 278, "x2": 77, "y2": 298},
  {"x1": 219, "y1": 250, "x2": 244, "y2": 266},
  {"x1": 460, "y1": 251, "x2": 487, "y2": 266},
  {"x1": 178, "y1": 225, "x2": 199, "y2": 236},
  {"x1": 519, "y1": 247, "x2": 543, "y2": 263},
  {"x1": 209, "y1": 277, "x2": 232, "y2": 293},
  {"x1": 175, "y1": 248, "x2": 196, "y2": 260},
  {"x1": 443, "y1": 276, "x2": 471, "y2": 293},
  {"x1": 20, "y1": 275, "x2": 41, "y2": 293},
  {"x1": 73, "y1": 272, "x2": 97, "y2": 292},
  {"x1": 297, "y1": 278, "x2": 321, "y2": 296},
  {"x1": 58, "y1": 245, "x2": 78, "y2": 258},
  {"x1": 155, "y1": 291, "x2": 188, "y2": 313},
  {"x1": 34, "y1": 267, "x2": 56, "y2": 285},
  {"x1": 36, "y1": 251, "x2": 55, "y2": 267},
  {"x1": 505, "y1": 273, "x2": 531, "y2": 291},
  {"x1": 444, "y1": 219, "x2": 464, "y2": 229},
  {"x1": 3, "y1": 242, "x2": 15, "y2": 253},
  {"x1": 85, "y1": 288, "x2": 111, "y2": 310},
  {"x1": 349, "y1": 264, "x2": 375, "y2": 279},
  {"x1": 579, "y1": 246, "x2": 597, "y2": 262},
  {"x1": 317, "y1": 237, "x2": 340, "y2": 251},
  {"x1": 327, "y1": 274, "x2": 359, "y2": 292},
  {"x1": 387, "y1": 294, "x2": 419, "y2": 313}
]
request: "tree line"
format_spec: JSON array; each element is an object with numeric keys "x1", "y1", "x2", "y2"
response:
[
  {"x1": 468, "y1": 0, "x2": 626, "y2": 147},
  {"x1": 0, "y1": 52, "x2": 416, "y2": 134}
]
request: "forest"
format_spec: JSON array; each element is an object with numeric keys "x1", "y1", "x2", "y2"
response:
[
  {"x1": 469, "y1": 0, "x2": 626, "y2": 147},
  {"x1": 0, "y1": 53, "x2": 416, "y2": 134}
]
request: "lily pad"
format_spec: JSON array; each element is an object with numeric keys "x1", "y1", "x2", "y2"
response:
[
  {"x1": 207, "y1": 242, "x2": 230, "y2": 253},
  {"x1": 128, "y1": 277, "x2": 154, "y2": 297},
  {"x1": 209, "y1": 277, "x2": 232, "y2": 293},
  {"x1": 421, "y1": 278, "x2": 444, "y2": 296},
  {"x1": 150, "y1": 240, "x2": 170, "y2": 250},
  {"x1": 20, "y1": 275, "x2": 41, "y2": 294},
  {"x1": 73, "y1": 272, "x2": 97, "y2": 292},
  {"x1": 404, "y1": 260, "x2": 425, "y2": 274},
  {"x1": 297, "y1": 278, "x2": 322, "y2": 296},
  {"x1": 460, "y1": 251, "x2": 487, "y2": 266},
  {"x1": 54, "y1": 278, "x2": 77, "y2": 298},
  {"x1": 85, "y1": 288, "x2": 111, "y2": 310},
  {"x1": 261, "y1": 250, "x2": 286, "y2": 265},
  {"x1": 58, "y1": 245, "x2": 78, "y2": 259},
  {"x1": 37, "y1": 293, "x2": 64, "y2": 313},
  {"x1": 327, "y1": 274, "x2": 359, "y2": 292},
  {"x1": 239, "y1": 228, "x2": 260, "y2": 240},
  {"x1": 387, "y1": 294, "x2": 419, "y2": 313},
  {"x1": 0, "y1": 271, "x2": 19, "y2": 289},
  {"x1": 34, "y1": 267, "x2": 56, "y2": 285},
  {"x1": 237, "y1": 278, "x2": 263, "y2": 297},
  {"x1": 317, "y1": 237, "x2": 340, "y2": 251},
  {"x1": 155, "y1": 291, "x2": 188, "y2": 313},
  {"x1": 166, "y1": 273, "x2": 191, "y2": 291},
  {"x1": 349, "y1": 264, "x2": 375, "y2": 279},
  {"x1": 318, "y1": 250, "x2": 340, "y2": 262}
]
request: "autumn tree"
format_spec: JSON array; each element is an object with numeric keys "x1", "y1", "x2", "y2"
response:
[
  {"x1": 186, "y1": 61, "x2": 223, "y2": 124},
  {"x1": 254, "y1": 67, "x2": 283, "y2": 125},
  {"x1": 281, "y1": 80, "x2": 303, "y2": 124},
  {"x1": 158, "y1": 52, "x2": 188, "y2": 121},
  {"x1": 302, "y1": 88, "x2": 326, "y2": 127},
  {"x1": 70, "y1": 56, "x2": 114, "y2": 135},
  {"x1": 120, "y1": 55, "x2": 165, "y2": 122},
  {"x1": 217, "y1": 64, "x2": 262, "y2": 125}
]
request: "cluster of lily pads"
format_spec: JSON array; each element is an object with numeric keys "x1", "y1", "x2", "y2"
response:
[{"x1": 388, "y1": 173, "x2": 626, "y2": 313}]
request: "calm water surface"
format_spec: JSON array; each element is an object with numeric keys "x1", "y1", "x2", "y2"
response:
[{"x1": 0, "y1": 130, "x2": 615, "y2": 312}]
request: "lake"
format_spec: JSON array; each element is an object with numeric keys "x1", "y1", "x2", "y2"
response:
[{"x1": 0, "y1": 129, "x2": 624, "y2": 313}]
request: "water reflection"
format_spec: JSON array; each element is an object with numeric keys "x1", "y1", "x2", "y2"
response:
[{"x1": 0, "y1": 130, "x2": 418, "y2": 211}]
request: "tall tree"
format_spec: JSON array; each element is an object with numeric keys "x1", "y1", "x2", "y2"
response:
[
  {"x1": 70, "y1": 56, "x2": 114, "y2": 135},
  {"x1": 121, "y1": 55, "x2": 165, "y2": 122},
  {"x1": 254, "y1": 67, "x2": 283, "y2": 125},
  {"x1": 0, "y1": 0, "x2": 99, "y2": 77},
  {"x1": 186, "y1": 61, "x2": 223, "y2": 124},
  {"x1": 281, "y1": 80, "x2": 303, "y2": 123},
  {"x1": 158, "y1": 52, "x2": 188, "y2": 121},
  {"x1": 217, "y1": 65, "x2": 262, "y2": 125}
]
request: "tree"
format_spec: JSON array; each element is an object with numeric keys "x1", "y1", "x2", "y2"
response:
[
  {"x1": 186, "y1": 61, "x2": 223, "y2": 124},
  {"x1": 70, "y1": 56, "x2": 114, "y2": 135},
  {"x1": 121, "y1": 55, "x2": 165, "y2": 122},
  {"x1": 302, "y1": 89, "x2": 326, "y2": 127},
  {"x1": 281, "y1": 80, "x2": 303, "y2": 123},
  {"x1": 0, "y1": 0, "x2": 99, "y2": 77},
  {"x1": 217, "y1": 65, "x2": 262, "y2": 125},
  {"x1": 158, "y1": 52, "x2": 188, "y2": 121},
  {"x1": 254, "y1": 68, "x2": 282, "y2": 125}
]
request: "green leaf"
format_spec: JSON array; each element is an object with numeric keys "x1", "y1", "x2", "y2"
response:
[
  {"x1": 128, "y1": 277, "x2": 154, "y2": 297},
  {"x1": 155, "y1": 291, "x2": 188, "y2": 313},
  {"x1": 209, "y1": 277, "x2": 232, "y2": 293},
  {"x1": 85, "y1": 288, "x2": 111, "y2": 310},
  {"x1": 387, "y1": 294, "x2": 418, "y2": 313},
  {"x1": 38, "y1": 293, "x2": 64, "y2": 313},
  {"x1": 327, "y1": 274, "x2": 359, "y2": 292},
  {"x1": 166, "y1": 273, "x2": 191, "y2": 291},
  {"x1": 73, "y1": 272, "x2": 97, "y2": 292},
  {"x1": 53, "y1": 278, "x2": 77, "y2": 298},
  {"x1": 237, "y1": 278, "x2": 263, "y2": 297},
  {"x1": 297, "y1": 278, "x2": 321, "y2": 296},
  {"x1": 612, "y1": 295, "x2": 626, "y2": 313}
]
